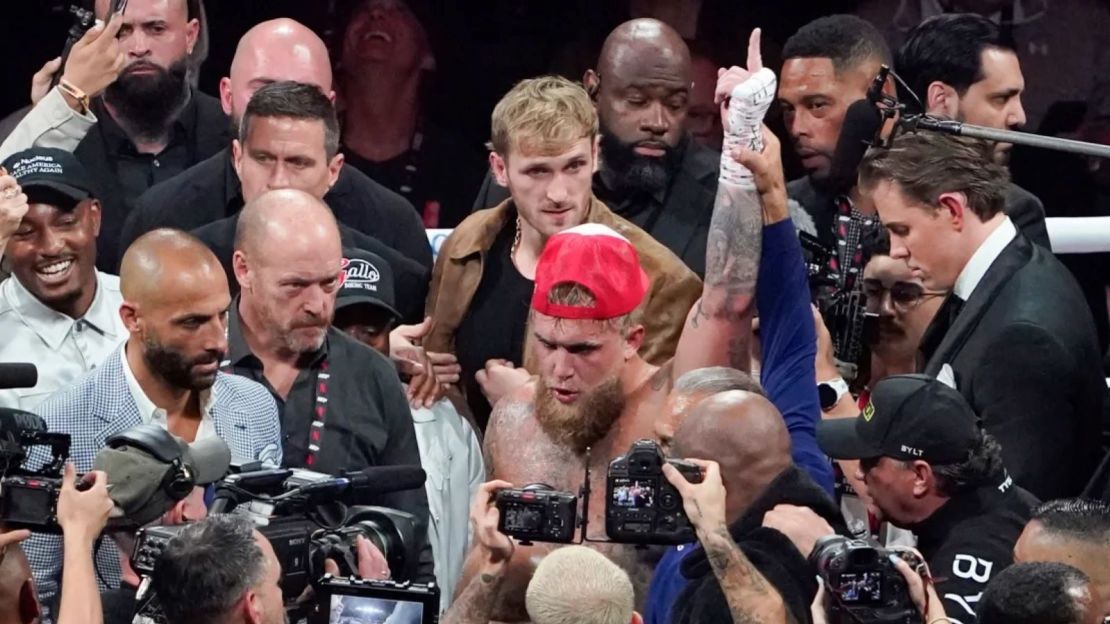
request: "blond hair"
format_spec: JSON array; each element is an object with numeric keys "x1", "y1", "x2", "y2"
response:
[
  {"x1": 489, "y1": 75, "x2": 598, "y2": 158},
  {"x1": 526, "y1": 546, "x2": 635, "y2": 624}
]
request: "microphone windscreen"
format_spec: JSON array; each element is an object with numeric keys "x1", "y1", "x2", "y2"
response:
[
  {"x1": 829, "y1": 99, "x2": 883, "y2": 190},
  {"x1": 346, "y1": 464, "x2": 427, "y2": 499},
  {"x1": 0, "y1": 364, "x2": 38, "y2": 390}
]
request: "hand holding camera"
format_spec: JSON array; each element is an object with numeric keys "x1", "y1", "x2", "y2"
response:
[
  {"x1": 323, "y1": 535, "x2": 392, "y2": 581},
  {"x1": 474, "y1": 480, "x2": 517, "y2": 567},
  {"x1": 661, "y1": 458, "x2": 724, "y2": 536},
  {"x1": 762, "y1": 503, "x2": 836, "y2": 558},
  {"x1": 57, "y1": 13, "x2": 126, "y2": 104},
  {"x1": 56, "y1": 463, "x2": 112, "y2": 545}
]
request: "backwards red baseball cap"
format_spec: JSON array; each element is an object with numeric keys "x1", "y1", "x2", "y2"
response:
[{"x1": 531, "y1": 223, "x2": 650, "y2": 320}]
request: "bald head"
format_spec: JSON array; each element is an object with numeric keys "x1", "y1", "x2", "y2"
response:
[
  {"x1": 597, "y1": 18, "x2": 691, "y2": 84},
  {"x1": 234, "y1": 189, "x2": 340, "y2": 261},
  {"x1": 120, "y1": 229, "x2": 227, "y2": 306},
  {"x1": 673, "y1": 391, "x2": 792, "y2": 522},
  {"x1": 222, "y1": 18, "x2": 334, "y2": 123},
  {"x1": 0, "y1": 545, "x2": 36, "y2": 624},
  {"x1": 233, "y1": 190, "x2": 342, "y2": 357}
]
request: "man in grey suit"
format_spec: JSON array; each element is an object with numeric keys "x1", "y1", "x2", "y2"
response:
[
  {"x1": 860, "y1": 131, "x2": 1104, "y2": 502},
  {"x1": 23, "y1": 229, "x2": 282, "y2": 618}
]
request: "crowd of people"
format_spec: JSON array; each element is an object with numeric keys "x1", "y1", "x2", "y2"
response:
[{"x1": 0, "y1": 1, "x2": 1109, "y2": 624}]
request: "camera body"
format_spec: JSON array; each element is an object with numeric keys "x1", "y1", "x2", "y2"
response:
[
  {"x1": 606, "y1": 439, "x2": 702, "y2": 544},
  {"x1": 0, "y1": 408, "x2": 73, "y2": 533},
  {"x1": 809, "y1": 535, "x2": 921, "y2": 624},
  {"x1": 211, "y1": 467, "x2": 422, "y2": 602},
  {"x1": 313, "y1": 575, "x2": 439, "y2": 624},
  {"x1": 494, "y1": 485, "x2": 577, "y2": 544}
]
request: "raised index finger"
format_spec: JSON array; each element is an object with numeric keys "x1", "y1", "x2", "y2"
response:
[{"x1": 747, "y1": 28, "x2": 763, "y2": 72}]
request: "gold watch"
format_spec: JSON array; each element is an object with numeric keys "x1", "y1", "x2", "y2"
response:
[{"x1": 57, "y1": 78, "x2": 90, "y2": 115}]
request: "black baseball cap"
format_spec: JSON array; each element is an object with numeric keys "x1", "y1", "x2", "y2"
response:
[
  {"x1": 1, "y1": 147, "x2": 96, "y2": 208},
  {"x1": 337, "y1": 248, "x2": 400, "y2": 320},
  {"x1": 817, "y1": 374, "x2": 980, "y2": 464}
]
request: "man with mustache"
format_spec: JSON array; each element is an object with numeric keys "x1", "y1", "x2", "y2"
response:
[
  {"x1": 23, "y1": 228, "x2": 282, "y2": 617},
  {"x1": 448, "y1": 48, "x2": 780, "y2": 621},
  {"x1": 76, "y1": 0, "x2": 230, "y2": 273},
  {"x1": 224, "y1": 188, "x2": 434, "y2": 583},
  {"x1": 0, "y1": 148, "x2": 126, "y2": 411},
  {"x1": 472, "y1": 18, "x2": 720, "y2": 278}
]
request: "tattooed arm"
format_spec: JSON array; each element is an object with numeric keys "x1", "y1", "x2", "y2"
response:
[
  {"x1": 443, "y1": 480, "x2": 517, "y2": 624},
  {"x1": 663, "y1": 460, "x2": 789, "y2": 624}
]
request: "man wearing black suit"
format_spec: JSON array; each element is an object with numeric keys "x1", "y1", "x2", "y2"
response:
[
  {"x1": 471, "y1": 19, "x2": 718, "y2": 278},
  {"x1": 859, "y1": 131, "x2": 1104, "y2": 501}
]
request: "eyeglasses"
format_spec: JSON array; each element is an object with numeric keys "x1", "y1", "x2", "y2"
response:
[{"x1": 863, "y1": 280, "x2": 945, "y2": 313}]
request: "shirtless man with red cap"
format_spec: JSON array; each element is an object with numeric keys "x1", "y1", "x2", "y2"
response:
[{"x1": 446, "y1": 27, "x2": 783, "y2": 623}]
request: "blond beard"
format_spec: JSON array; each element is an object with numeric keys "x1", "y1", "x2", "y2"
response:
[{"x1": 535, "y1": 374, "x2": 625, "y2": 454}]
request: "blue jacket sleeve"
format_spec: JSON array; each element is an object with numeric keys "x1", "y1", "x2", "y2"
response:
[{"x1": 756, "y1": 220, "x2": 834, "y2": 494}]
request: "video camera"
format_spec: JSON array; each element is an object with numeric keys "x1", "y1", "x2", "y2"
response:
[
  {"x1": 809, "y1": 535, "x2": 922, "y2": 624},
  {"x1": 493, "y1": 439, "x2": 703, "y2": 546},
  {"x1": 314, "y1": 575, "x2": 440, "y2": 624},
  {"x1": 0, "y1": 364, "x2": 75, "y2": 534}
]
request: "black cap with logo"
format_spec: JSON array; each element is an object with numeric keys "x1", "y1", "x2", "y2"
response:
[
  {"x1": 1, "y1": 147, "x2": 96, "y2": 209},
  {"x1": 337, "y1": 248, "x2": 400, "y2": 321},
  {"x1": 817, "y1": 374, "x2": 980, "y2": 464}
]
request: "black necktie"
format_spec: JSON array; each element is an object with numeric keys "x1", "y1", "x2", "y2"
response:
[{"x1": 946, "y1": 294, "x2": 965, "y2": 327}]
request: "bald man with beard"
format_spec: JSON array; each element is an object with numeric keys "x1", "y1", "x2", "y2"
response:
[
  {"x1": 648, "y1": 391, "x2": 844, "y2": 624},
  {"x1": 474, "y1": 18, "x2": 721, "y2": 277},
  {"x1": 22, "y1": 228, "x2": 282, "y2": 614},
  {"x1": 224, "y1": 188, "x2": 435, "y2": 582},
  {"x1": 119, "y1": 18, "x2": 431, "y2": 272}
]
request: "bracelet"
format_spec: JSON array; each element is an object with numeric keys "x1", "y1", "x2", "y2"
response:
[{"x1": 57, "y1": 79, "x2": 90, "y2": 115}]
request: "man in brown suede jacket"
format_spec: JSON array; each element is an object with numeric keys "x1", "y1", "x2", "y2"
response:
[{"x1": 425, "y1": 76, "x2": 700, "y2": 429}]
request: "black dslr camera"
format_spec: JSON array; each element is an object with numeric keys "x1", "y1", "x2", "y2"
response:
[
  {"x1": 606, "y1": 439, "x2": 702, "y2": 544},
  {"x1": 494, "y1": 484, "x2": 577, "y2": 544},
  {"x1": 312, "y1": 575, "x2": 440, "y2": 624},
  {"x1": 809, "y1": 535, "x2": 922, "y2": 624},
  {"x1": 0, "y1": 408, "x2": 73, "y2": 533}
]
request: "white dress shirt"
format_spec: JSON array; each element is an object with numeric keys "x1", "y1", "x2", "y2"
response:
[
  {"x1": 953, "y1": 216, "x2": 1018, "y2": 301},
  {"x1": 0, "y1": 271, "x2": 125, "y2": 410},
  {"x1": 120, "y1": 342, "x2": 219, "y2": 443},
  {"x1": 411, "y1": 399, "x2": 484, "y2": 613}
]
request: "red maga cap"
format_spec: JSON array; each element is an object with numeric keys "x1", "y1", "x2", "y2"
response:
[{"x1": 531, "y1": 224, "x2": 650, "y2": 320}]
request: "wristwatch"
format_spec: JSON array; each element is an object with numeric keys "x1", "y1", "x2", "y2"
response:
[
  {"x1": 818, "y1": 377, "x2": 850, "y2": 411},
  {"x1": 58, "y1": 78, "x2": 90, "y2": 115}
]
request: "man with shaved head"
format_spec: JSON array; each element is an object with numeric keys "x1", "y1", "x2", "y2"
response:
[
  {"x1": 224, "y1": 188, "x2": 435, "y2": 583},
  {"x1": 22, "y1": 228, "x2": 281, "y2": 614},
  {"x1": 1014, "y1": 499, "x2": 1110, "y2": 617},
  {"x1": 120, "y1": 18, "x2": 432, "y2": 273},
  {"x1": 474, "y1": 18, "x2": 720, "y2": 277}
]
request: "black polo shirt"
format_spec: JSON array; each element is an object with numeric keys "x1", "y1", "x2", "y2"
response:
[
  {"x1": 75, "y1": 87, "x2": 231, "y2": 272},
  {"x1": 906, "y1": 476, "x2": 1037, "y2": 622},
  {"x1": 224, "y1": 304, "x2": 435, "y2": 582},
  {"x1": 118, "y1": 147, "x2": 433, "y2": 271}
]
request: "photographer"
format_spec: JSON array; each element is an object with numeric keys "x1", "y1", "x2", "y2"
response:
[
  {"x1": 663, "y1": 458, "x2": 791, "y2": 624},
  {"x1": 789, "y1": 374, "x2": 1038, "y2": 623},
  {"x1": 0, "y1": 463, "x2": 114, "y2": 624},
  {"x1": 441, "y1": 480, "x2": 514, "y2": 624}
]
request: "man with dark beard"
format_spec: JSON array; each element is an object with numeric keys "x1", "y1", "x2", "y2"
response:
[
  {"x1": 23, "y1": 228, "x2": 281, "y2": 617},
  {"x1": 472, "y1": 18, "x2": 720, "y2": 278},
  {"x1": 447, "y1": 48, "x2": 779, "y2": 621},
  {"x1": 77, "y1": 0, "x2": 230, "y2": 273}
]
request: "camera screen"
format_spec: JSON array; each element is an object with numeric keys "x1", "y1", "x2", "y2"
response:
[
  {"x1": 837, "y1": 572, "x2": 883, "y2": 604},
  {"x1": 503, "y1": 503, "x2": 543, "y2": 532},
  {"x1": 329, "y1": 594, "x2": 424, "y2": 624},
  {"x1": 611, "y1": 478, "x2": 656, "y2": 509},
  {"x1": 2, "y1": 485, "x2": 52, "y2": 524}
]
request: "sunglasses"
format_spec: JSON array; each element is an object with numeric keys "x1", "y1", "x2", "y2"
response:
[{"x1": 863, "y1": 280, "x2": 945, "y2": 312}]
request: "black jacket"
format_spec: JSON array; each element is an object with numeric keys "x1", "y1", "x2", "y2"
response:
[
  {"x1": 76, "y1": 89, "x2": 231, "y2": 273},
  {"x1": 672, "y1": 465, "x2": 847, "y2": 624},
  {"x1": 905, "y1": 477, "x2": 1037, "y2": 622},
  {"x1": 119, "y1": 148, "x2": 433, "y2": 271},
  {"x1": 921, "y1": 233, "x2": 1106, "y2": 500},
  {"x1": 191, "y1": 214, "x2": 429, "y2": 324},
  {"x1": 471, "y1": 135, "x2": 720, "y2": 277},
  {"x1": 787, "y1": 177, "x2": 1051, "y2": 250}
]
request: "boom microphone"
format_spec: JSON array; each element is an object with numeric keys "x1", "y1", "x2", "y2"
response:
[
  {"x1": 828, "y1": 99, "x2": 883, "y2": 190},
  {"x1": 0, "y1": 364, "x2": 38, "y2": 391}
]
